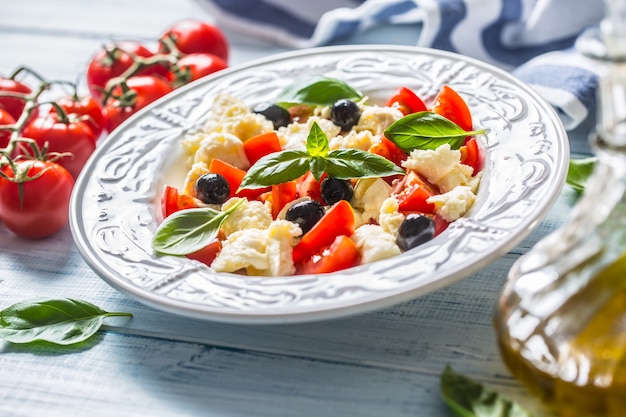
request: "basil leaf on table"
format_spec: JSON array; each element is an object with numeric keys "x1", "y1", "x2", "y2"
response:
[
  {"x1": 441, "y1": 365, "x2": 532, "y2": 417},
  {"x1": 384, "y1": 112, "x2": 486, "y2": 151},
  {"x1": 275, "y1": 75, "x2": 363, "y2": 107},
  {"x1": 567, "y1": 157, "x2": 597, "y2": 193},
  {"x1": 152, "y1": 198, "x2": 245, "y2": 256},
  {"x1": 0, "y1": 298, "x2": 132, "y2": 345}
]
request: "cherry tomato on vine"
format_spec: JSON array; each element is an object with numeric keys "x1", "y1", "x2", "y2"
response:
[
  {"x1": 169, "y1": 53, "x2": 227, "y2": 85},
  {"x1": 102, "y1": 75, "x2": 173, "y2": 132},
  {"x1": 0, "y1": 159, "x2": 74, "y2": 239},
  {"x1": 54, "y1": 94, "x2": 105, "y2": 137},
  {"x1": 0, "y1": 107, "x2": 16, "y2": 148},
  {"x1": 430, "y1": 85, "x2": 473, "y2": 132},
  {"x1": 21, "y1": 113, "x2": 97, "y2": 179},
  {"x1": 86, "y1": 41, "x2": 168, "y2": 102},
  {"x1": 159, "y1": 20, "x2": 229, "y2": 62},
  {"x1": 0, "y1": 76, "x2": 32, "y2": 120}
]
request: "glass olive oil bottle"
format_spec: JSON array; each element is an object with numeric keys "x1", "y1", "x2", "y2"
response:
[{"x1": 494, "y1": 1, "x2": 626, "y2": 416}]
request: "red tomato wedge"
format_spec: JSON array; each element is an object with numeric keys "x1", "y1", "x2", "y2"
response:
[
  {"x1": 271, "y1": 181, "x2": 297, "y2": 219},
  {"x1": 430, "y1": 85, "x2": 473, "y2": 132},
  {"x1": 460, "y1": 137, "x2": 482, "y2": 175},
  {"x1": 243, "y1": 131, "x2": 282, "y2": 165},
  {"x1": 208, "y1": 158, "x2": 269, "y2": 200},
  {"x1": 186, "y1": 239, "x2": 222, "y2": 266},
  {"x1": 296, "y1": 235, "x2": 360, "y2": 275},
  {"x1": 393, "y1": 171, "x2": 438, "y2": 214},
  {"x1": 368, "y1": 137, "x2": 407, "y2": 167},
  {"x1": 292, "y1": 199, "x2": 355, "y2": 264},
  {"x1": 295, "y1": 171, "x2": 324, "y2": 201},
  {"x1": 385, "y1": 86, "x2": 427, "y2": 115},
  {"x1": 161, "y1": 185, "x2": 199, "y2": 218}
]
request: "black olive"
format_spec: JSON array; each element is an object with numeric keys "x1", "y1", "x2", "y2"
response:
[
  {"x1": 396, "y1": 214, "x2": 435, "y2": 251},
  {"x1": 320, "y1": 177, "x2": 354, "y2": 205},
  {"x1": 253, "y1": 102, "x2": 291, "y2": 129},
  {"x1": 195, "y1": 173, "x2": 230, "y2": 204},
  {"x1": 330, "y1": 99, "x2": 361, "y2": 130},
  {"x1": 285, "y1": 200, "x2": 325, "y2": 234}
]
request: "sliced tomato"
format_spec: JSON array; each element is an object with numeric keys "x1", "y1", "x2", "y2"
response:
[
  {"x1": 368, "y1": 137, "x2": 407, "y2": 167},
  {"x1": 296, "y1": 235, "x2": 360, "y2": 275},
  {"x1": 186, "y1": 239, "x2": 222, "y2": 266},
  {"x1": 393, "y1": 171, "x2": 438, "y2": 214},
  {"x1": 292, "y1": 199, "x2": 355, "y2": 264},
  {"x1": 434, "y1": 214, "x2": 449, "y2": 237},
  {"x1": 243, "y1": 131, "x2": 282, "y2": 165},
  {"x1": 385, "y1": 86, "x2": 427, "y2": 115},
  {"x1": 161, "y1": 185, "x2": 199, "y2": 218},
  {"x1": 271, "y1": 181, "x2": 297, "y2": 219},
  {"x1": 460, "y1": 137, "x2": 482, "y2": 175},
  {"x1": 296, "y1": 171, "x2": 324, "y2": 201},
  {"x1": 430, "y1": 85, "x2": 473, "y2": 132},
  {"x1": 208, "y1": 158, "x2": 269, "y2": 200}
]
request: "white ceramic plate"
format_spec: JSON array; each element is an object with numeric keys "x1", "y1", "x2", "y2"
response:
[{"x1": 70, "y1": 45, "x2": 569, "y2": 324}]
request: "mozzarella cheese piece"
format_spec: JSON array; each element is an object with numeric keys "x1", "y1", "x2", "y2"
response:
[
  {"x1": 221, "y1": 198, "x2": 273, "y2": 237},
  {"x1": 351, "y1": 224, "x2": 401, "y2": 264},
  {"x1": 277, "y1": 116, "x2": 341, "y2": 150},
  {"x1": 354, "y1": 105, "x2": 404, "y2": 135},
  {"x1": 329, "y1": 129, "x2": 377, "y2": 151},
  {"x1": 427, "y1": 185, "x2": 476, "y2": 221},
  {"x1": 402, "y1": 144, "x2": 474, "y2": 192},
  {"x1": 351, "y1": 178, "x2": 392, "y2": 226},
  {"x1": 378, "y1": 197, "x2": 405, "y2": 237}
]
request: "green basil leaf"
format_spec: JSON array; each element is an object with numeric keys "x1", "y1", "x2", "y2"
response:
[
  {"x1": 309, "y1": 156, "x2": 327, "y2": 181},
  {"x1": 306, "y1": 121, "x2": 329, "y2": 157},
  {"x1": 239, "y1": 150, "x2": 310, "y2": 190},
  {"x1": 325, "y1": 149, "x2": 406, "y2": 179},
  {"x1": 275, "y1": 75, "x2": 363, "y2": 107},
  {"x1": 441, "y1": 365, "x2": 532, "y2": 417},
  {"x1": 152, "y1": 199, "x2": 244, "y2": 255},
  {"x1": 0, "y1": 298, "x2": 132, "y2": 345},
  {"x1": 385, "y1": 112, "x2": 485, "y2": 151},
  {"x1": 567, "y1": 157, "x2": 596, "y2": 193}
]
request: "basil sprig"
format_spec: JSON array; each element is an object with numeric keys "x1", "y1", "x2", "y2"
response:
[
  {"x1": 384, "y1": 111, "x2": 485, "y2": 151},
  {"x1": 152, "y1": 198, "x2": 245, "y2": 256},
  {"x1": 239, "y1": 122, "x2": 405, "y2": 190},
  {"x1": 0, "y1": 298, "x2": 132, "y2": 345},
  {"x1": 275, "y1": 75, "x2": 363, "y2": 107},
  {"x1": 441, "y1": 365, "x2": 532, "y2": 417}
]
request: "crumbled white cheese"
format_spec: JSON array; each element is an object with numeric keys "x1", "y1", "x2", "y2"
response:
[
  {"x1": 329, "y1": 130, "x2": 377, "y2": 151},
  {"x1": 182, "y1": 162, "x2": 209, "y2": 196},
  {"x1": 378, "y1": 197, "x2": 405, "y2": 237},
  {"x1": 427, "y1": 185, "x2": 476, "y2": 221},
  {"x1": 182, "y1": 93, "x2": 273, "y2": 158},
  {"x1": 192, "y1": 132, "x2": 250, "y2": 171},
  {"x1": 221, "y1": 198, "x2": 273, "y2": 237},
  {"x1": 211, "y1": 219, "x2": 300, "y2": 276},
  {"x1": 350, "y1": 178, "x2": 392, "y2": 226},
  {"x1": 277, "y1": 116, "x2": 341, "y2": 150},
  {"x1": 402, "y1": 144, "x2": 473, "y2": 192},
  {"x1": 354, "y1": 105, "x2": 404, "y2": 135},
  {"x1": 351, "y1": 224, "x2": 401, "y2": 264}
]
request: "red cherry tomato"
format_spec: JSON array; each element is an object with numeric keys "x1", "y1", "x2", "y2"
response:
[
  {"x1": 21, "y1": 113, "x2": 97, "y2": 179},
  {"x1": 0, "y1": 107, "x2": 16, "y2": 148},
  {"x1": 430, "y1": 85, "x2": 473, "y2": 132},
  {"x1": 0, "y1": 76, "x2": 32, "y2": 120},
  {"x1": 103, "y1": 75, "x2": 173, "y2": 132},
  {"x1": 243, "y1": 131, "x2": 282, "y2": 165},
  {"x1": 296, "y1": 235, "x2": 360, "y2": 275},
  {"x1": 292, "y1": 199, "x2": 356, "y2": 264},
  {"x1": 159, "y1": 20, "x2": 229, "y2": 62},
  {"x1": 170, "y1": 53, "x2": 227, "y2": 84},
  {"x1": 54, "y1": 94, "x2": 105, "y2": 137},
  {"x1": 385, "y1": 87, "x2": 427, "y2": 115},
  {"x1": 86, "y1": 41, "x2": 168, "y2": 102},
  {"x1": 392, "y1": 171, "x2": 438, "y2": 215},
  {"x1": 0, "y1": 160, "x2": 74, "y2": 239},
  {"x1": 271, "y1": 181, "x2": 297, "y2": 219},
  {"x1": 161, "y1": 185, "x2": 200, "y2": 218},
  {"x1": 186, "y1": 239, "x2": 222, "y2": 266},
  {"x1": 460, "y1": 137, "x2": 482, "y2": 175},
  {"x1": 295, "y1": 171, "x2": 324, "y2": 202},
  {"x1": 208, "y1": 158, "x2": 270, "y2": 201}
]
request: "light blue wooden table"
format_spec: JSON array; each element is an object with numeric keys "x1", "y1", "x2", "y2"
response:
[{"x1": 0, "y1": 1, "x2": 592, "y2": 416}]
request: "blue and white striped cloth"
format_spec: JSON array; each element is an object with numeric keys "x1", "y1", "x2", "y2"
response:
[{"x1": 198, "y1": 0, "x2": 606, "y2": 130}]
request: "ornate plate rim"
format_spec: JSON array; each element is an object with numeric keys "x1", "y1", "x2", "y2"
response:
[{"x1": 69, "y1": 45, "x2": 569, "y2": 324}]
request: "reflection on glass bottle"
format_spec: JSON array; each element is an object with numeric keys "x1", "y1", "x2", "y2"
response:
[{"x1": 493, "y1": 1, "x2": 626, "y2": 416}]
